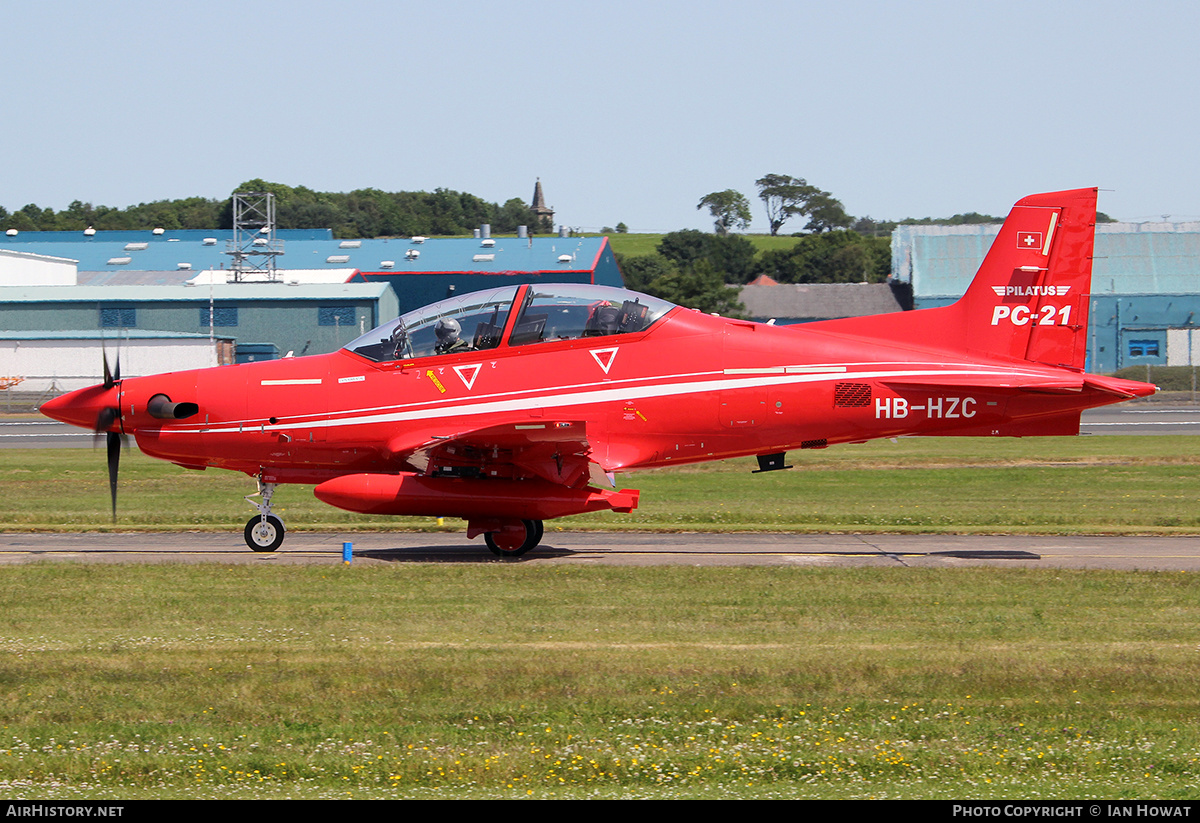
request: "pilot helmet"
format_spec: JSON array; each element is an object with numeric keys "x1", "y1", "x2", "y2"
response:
[{"x1": 435, "y1": 317, "x2": 462, "y2": 342}]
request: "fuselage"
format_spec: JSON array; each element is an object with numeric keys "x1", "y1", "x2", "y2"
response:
[{"x1": 42, "y1": 288, "x2": 1155, "y2": 488}]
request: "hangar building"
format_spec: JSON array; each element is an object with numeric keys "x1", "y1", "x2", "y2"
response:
[
  {"x1": 0, "y1": 228, "x2": 621, "y2": 314},
  {"x1": 892, "y1": 222, "x2": 1200, "y2": 373},
  {"x1": 0, "y1": 330, "x2": 234, "y2": 394},
  {"x1": 0, "y1": 282, "x2": 396, "y2": 367},
  {"x1": 0, "y1": 229, "x2": 619, "y2": 386}
]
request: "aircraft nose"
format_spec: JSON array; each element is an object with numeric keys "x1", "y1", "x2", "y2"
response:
[{"x1": 40, "y1": 384, "x2": 121, "y2": 432}]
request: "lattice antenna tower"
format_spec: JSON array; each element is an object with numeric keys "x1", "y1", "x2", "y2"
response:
[{"x1": 226, "y1": 192, "x2": 284, "y2": 282}]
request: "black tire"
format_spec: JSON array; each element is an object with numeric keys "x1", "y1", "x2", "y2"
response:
[
  {"x1": 244, "y1": 515, "x2": 285, "y2": 552},
  {"x1": 484, "y1": 519, "x2": 543, "y2": 557}
]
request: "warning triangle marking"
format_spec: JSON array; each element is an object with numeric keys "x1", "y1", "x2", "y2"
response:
[
  {"x1": 590, "y1": 347, "x2": 619, "y2": 374},
  {"x1": 453, "y1": 363, "x2": 481, "y2": 390}
]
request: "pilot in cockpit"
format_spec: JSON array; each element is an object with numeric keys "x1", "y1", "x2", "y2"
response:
[{"x1": 434, "y1": 317, "x2": 473, "y2": 354}]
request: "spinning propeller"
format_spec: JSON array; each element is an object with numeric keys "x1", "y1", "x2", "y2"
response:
[{"x1": 96, "y1": 345, "x2": 124, "y2": 522}]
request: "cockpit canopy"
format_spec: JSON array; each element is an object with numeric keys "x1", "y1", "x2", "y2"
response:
[{"x1": 346, "y1": 284, "x2": 675, "y2": 363}]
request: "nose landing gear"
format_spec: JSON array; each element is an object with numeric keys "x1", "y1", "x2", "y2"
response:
[{"x1": 244, "y1": 479, "x2": 285, "y2": 552}]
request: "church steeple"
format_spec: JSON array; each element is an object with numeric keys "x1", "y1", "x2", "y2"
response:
[{"x1": 530, "y1": 178, "x2": 554, "y2": 231}]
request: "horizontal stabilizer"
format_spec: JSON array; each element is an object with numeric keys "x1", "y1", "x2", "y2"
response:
[
  {"x1": 1082, "y1": 374, "x2": 1159, "y2": 399},
  {"x1": 883, "y1": 370, "x2": 1157, "y2": 400},
  {"x1": 881, "y1": 373, "x2": 1085, "y2": 394}
]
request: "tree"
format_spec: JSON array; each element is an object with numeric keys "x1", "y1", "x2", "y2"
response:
[
  {"x1": 19, "y1": 203, "x2": 54, "y2": 230},
  {"x1": 495, "y1": 198, "x2": 538, "y2": 233},
  {"x1": 644, "y1": 259, "x2": 745, "y2": 316},
  {"x1": 657, "y1": 230, "x2": 757, "y2": 284},
  {"x1": 5, "y1": 210, "x2": 39, "y2": 232},
  {"x1": 616, "y1": 252, "x2": 746, "y2": 316},
  {"x1": 897, "y1": 212, "x2": 1003, "y2": 227},
  {"x1": 0, "y1": 182, "x2": 560, "y2": 238},
  {"x1": 61, "y1": 200, "x2": 94, "y2": 229},
  {"x1": 697, "y1": 190, "x2": 751, "y2": 235},
  {"x1": 755, "y1": 174, "x2": 819, "y2": 236},
  {"x1": 657, "y1": 229, "x2": 711, "y2": 265},
  {"x1": 803, "y1": 192, "x2": 852, "y2": 233},
  {"x1": 756, "y1": 231, "x2": 890, "y2": 284},
  {"x1": 850, "y1": 216, "x2": 896, "y2": 237},
  {"x1": 616, "y1": 253, "x2": 673, "y2": 292}
]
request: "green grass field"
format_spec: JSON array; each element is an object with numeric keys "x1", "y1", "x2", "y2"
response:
[
  {"x1": 5, "y1": 435, "x2": 1200, "y2": 534},
  {"x1": 601, "y1": 233, "x2": 801, "y2": 259},
  {"x1": 3, "y1": 438, "x2": 1200, "y2": 798},
  {"x1": 0, "y1": 564, "x2": 1197, "y2": 799}
]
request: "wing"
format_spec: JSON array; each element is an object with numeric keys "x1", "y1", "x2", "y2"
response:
[{"x1": 387, "y1": 420, "x2": 612, "y2": 488}]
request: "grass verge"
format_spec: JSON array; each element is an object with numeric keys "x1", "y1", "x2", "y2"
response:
[
  {"x1": 4, "y1": 436, "x2": 1200, "y2": 534},
  {"x1": 0, "y1": 564, "x2": 1198, "y2": 798}
]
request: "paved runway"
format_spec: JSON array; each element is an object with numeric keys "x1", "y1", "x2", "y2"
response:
[
  {"x1": 0, "y1": 418, "x2": 94, "y2": 448},
  {"x1": 3, "y1": 530, "x2": 1199, "y2": 570},
  {"x1": 1079, "y1": 404, "x2": 1200, "y2": 435}
]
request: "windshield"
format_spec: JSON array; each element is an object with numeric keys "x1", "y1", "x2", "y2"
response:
[
  {"x1": 346, "y1": 286, "x2": 519, "y2": 362},
  {"x1": 508, "y1": 285, "x2": 674, "y2": 346},
  {"x1": 345, "y1": 284, "x2": 675, "y2": 363}
]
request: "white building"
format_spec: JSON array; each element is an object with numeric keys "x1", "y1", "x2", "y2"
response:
[
  {"x1": 0, "y1": 331, "x2": 232, "y2": 394},
  {"x1": 0, "y1": 248, "x2": 76, "y2": 286}
]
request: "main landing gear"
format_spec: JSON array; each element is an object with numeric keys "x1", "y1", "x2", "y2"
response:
[
  {"x1": 238, "y1": 478, "x2": 545, "y2": 558},
  {"x1": 483, "y1": 519, "x2": 544, "y2": 558},
  {"x1": 244, "y1": 479, "x2": 285, "y2": 552}
]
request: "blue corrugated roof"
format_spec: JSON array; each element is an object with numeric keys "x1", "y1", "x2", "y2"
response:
[
  {"x1": 0, "y1": 231, "x2": 609, "y2": 276},
  {"x1": 893, "y1": 222, "x2": 1200, "y2": 298}
]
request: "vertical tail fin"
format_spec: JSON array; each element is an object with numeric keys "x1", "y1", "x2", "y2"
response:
[{"x1": 957, "y1": 187, "x2": 1097, "y2": 370}]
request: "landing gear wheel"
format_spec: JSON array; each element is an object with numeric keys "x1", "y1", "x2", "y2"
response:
[
  {"x1": 245, "y1": 515, "x2": 285, "y2": 552},
  {"x1": 484, "y1": 519, "x2": 543, "y2": 558}
]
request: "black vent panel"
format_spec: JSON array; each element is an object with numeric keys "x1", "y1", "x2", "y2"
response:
[{"x1": 834, "y1": 382, "x2": 872, "y2": 408}]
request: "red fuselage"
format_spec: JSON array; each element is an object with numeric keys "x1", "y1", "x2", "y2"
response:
[{"x1": 43, "y1": 301, "x2": 1152, "y2": 487}]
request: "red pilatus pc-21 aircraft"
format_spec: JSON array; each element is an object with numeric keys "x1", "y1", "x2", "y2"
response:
[{"x1": 42, "y1": 188, "x2": 1156, "y2": 556}]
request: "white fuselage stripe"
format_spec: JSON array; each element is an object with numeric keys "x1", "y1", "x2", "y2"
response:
[{"x1": 176, "y1": 365, "x2": 1054, "y2": 436}]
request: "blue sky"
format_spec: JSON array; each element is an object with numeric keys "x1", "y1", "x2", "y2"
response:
[{"x1": 4, "y1": 0, "x2": 1199, "y2": 232}]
